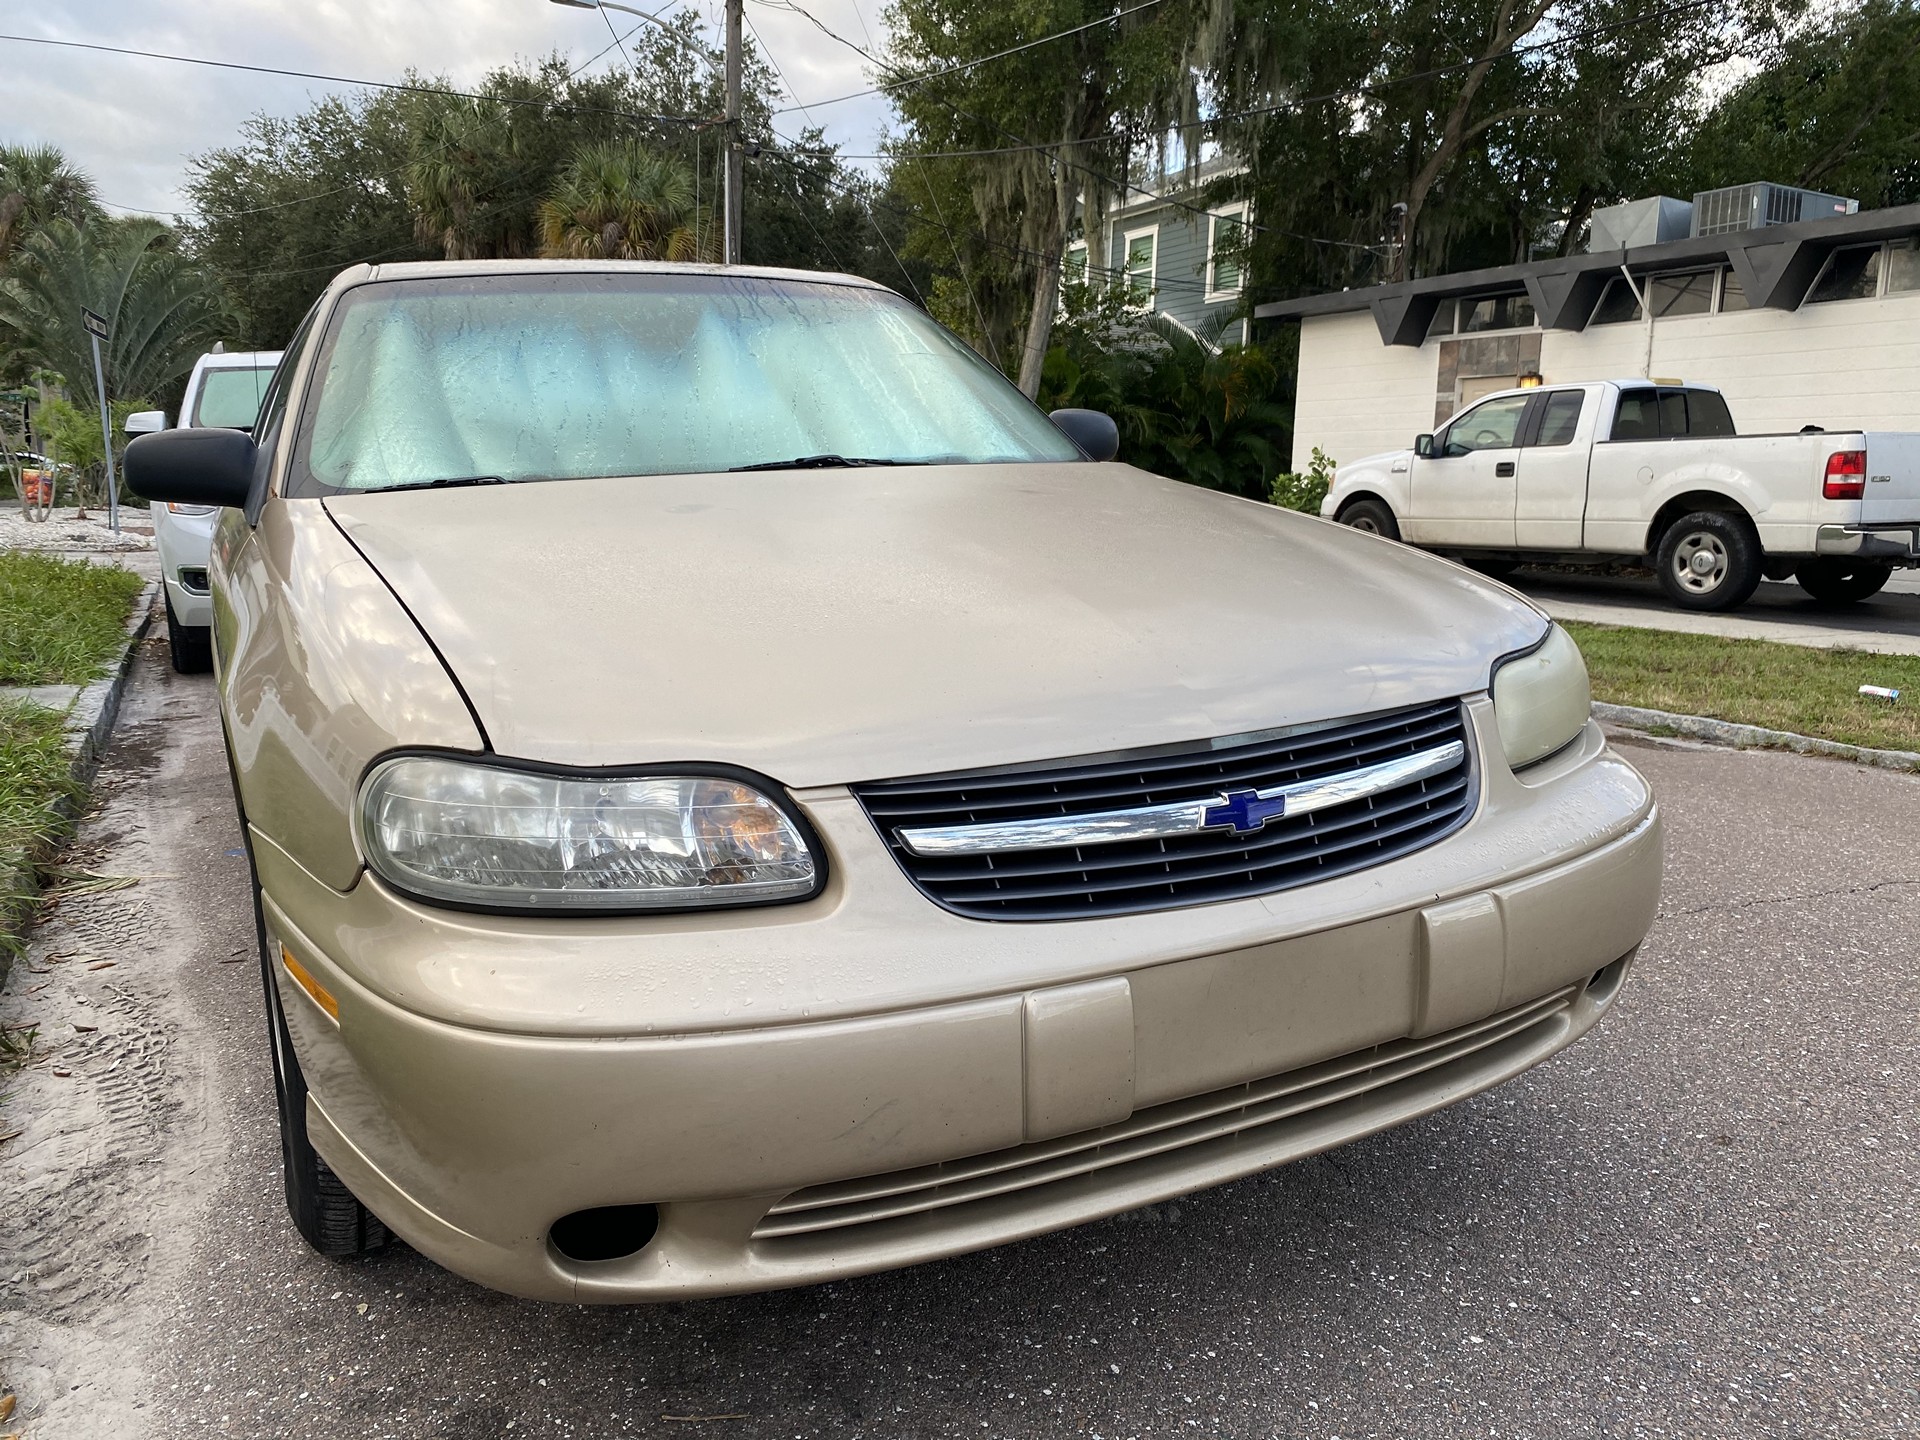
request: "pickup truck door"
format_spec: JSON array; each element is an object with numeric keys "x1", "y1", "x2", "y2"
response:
[
  {"x1": 1514, "y1": 388, "x2": 1591, "y2": 549},
  {"x1": 1405, "y1": 392, "x2": 1528, "y2": 546}
]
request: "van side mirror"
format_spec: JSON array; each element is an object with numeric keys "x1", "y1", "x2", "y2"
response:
[
  {"x1": 124, "y1": 410, "x2": 167, "y2": 436},
  {"x1": 1414, "y1": 433, "x2": 1435, "y2": 459},
  {"x1": 1049, "y1": 408, "x2": 1120, "y2": 462},
  {"x1": 124, "y1": 427, "x2": 256, "y2": 509}
]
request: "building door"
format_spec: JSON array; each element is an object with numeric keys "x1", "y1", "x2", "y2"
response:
[
  {"x1": 1514, "y1": 388, "x2": 1592, "y2": 549},
  {"x1": 1406, "y1": 392, "x2": 1531, "y2": 547}
]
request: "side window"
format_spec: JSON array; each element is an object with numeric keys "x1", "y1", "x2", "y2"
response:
[
  {"x1": 1610, "y1": 387, "x2": 1659, "y2": 440},
  {"x1": 1685, "y1": 389, "x2": 1736, "y2": 437},
  {"x1": 1531, "y1": 391, "x2": 1584, "y2": 447},
  {"x1": 1440, "y1": 394, "x2": 1530, "y2": 456}
]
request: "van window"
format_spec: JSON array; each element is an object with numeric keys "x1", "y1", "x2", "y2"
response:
[
  {"x1": 1532, "y1": 391, "x2": 1584, "y2": 446},
  {"x1": 1610, "y1": 388, "x2": 1659, "y2": 440}
]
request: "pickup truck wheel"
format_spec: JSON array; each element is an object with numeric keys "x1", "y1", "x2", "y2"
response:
[
  {"x1": 1794, "y1": 558, "x2": 1892, "y2": 604},
  {"x1": 1337, "y1": 498, "x2": 1400, "y2": 541},
  {"x1": 231, "y1": 748, "x2": 390, "y2": 1259},
  {"x1": 1655, "y1": 511, "x2": 1763, "y2": 611}
]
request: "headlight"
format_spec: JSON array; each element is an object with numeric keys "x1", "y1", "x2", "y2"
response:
[
  {"x1": 166, "y1": 502, "x2": 218, "y2": 515},
  {"x1": 1491, "y1": 624, "x2": 1591, "y2": 771},
  {"x1": 357, "y1": 756, "x2": 820, "y2": 911}
]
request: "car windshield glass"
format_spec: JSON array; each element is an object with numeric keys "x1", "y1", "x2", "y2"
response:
[
  {"x1": 293, "y1": 272, "x2": 1081, "y2": 492},
  {"x1": 194, "y1": 367, "x2": 275, "y2": 429}
]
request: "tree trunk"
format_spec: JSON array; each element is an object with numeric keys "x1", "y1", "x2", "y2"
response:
[{"x1": 1016, "y1": 160, "x2": 1077, "y2": 399}]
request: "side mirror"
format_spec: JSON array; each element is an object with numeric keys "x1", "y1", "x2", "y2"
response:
[
  {"x1": 1414, "y1": 433, "x2": 1435, "y2": 459},
  {"x1": 124, "y1": 410, "x2": 167, "y2": 436},
  {"x1": 124, "y1": 427, "x2": 256, "y2": 509},
  {"x1": 1049, "y1": 408, "x2": 1120, "y2": 462}
]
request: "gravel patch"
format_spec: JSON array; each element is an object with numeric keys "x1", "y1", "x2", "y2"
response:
[{"x1": 0, "y1": 506, "x2": 153, "y2": 554}]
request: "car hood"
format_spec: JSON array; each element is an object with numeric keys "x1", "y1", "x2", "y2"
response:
[
  {"x1": 1339, "y1": 447, "x2": 1412, "y2": 476},
  {"x1": 324, "y1": 463, "x2": 1545, "y2": 788}
]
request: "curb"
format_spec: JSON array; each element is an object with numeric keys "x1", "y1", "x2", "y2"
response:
[
  {"x1": 0, "y1": 581, "x2": 157, "y2": 988},
  {"x1": 1594, "y1": 699, "x2": 1920, "y2": 774}
]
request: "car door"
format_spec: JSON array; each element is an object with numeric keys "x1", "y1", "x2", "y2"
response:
[
  {"x1": 1514, "y1": 388, "x2": 1591, "y2": 549},
  {"x1": 1405, "y1": 392, "x2": 1531, "y2": 546}
]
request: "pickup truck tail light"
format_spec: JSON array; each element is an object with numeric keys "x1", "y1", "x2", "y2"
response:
[{"x1": 1824, "y1": 449, "x2": 1867, "y2": 500}]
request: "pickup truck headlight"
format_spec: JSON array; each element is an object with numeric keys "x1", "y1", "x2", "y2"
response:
[
  {"x1": 357, "y1": 756, "x2": 820, "y2": 911},
  {"x1": 1492, "y1": 624, "x2": 1591, "y2": 771}
]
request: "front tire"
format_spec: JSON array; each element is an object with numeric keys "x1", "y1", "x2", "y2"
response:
[
  {"x1": 1654, "y1": 510, "x2": 1763, "y2": 611},
  {"x1": 233, "y1": 750, "x2": 388, "y2": 1258},
  {"x1": 1337, "y1": 497, "x2": 1401, "y2": 541},
  {"x1": 1794, "y1": 558, "x2": 1892, "y2": 604},
  {"x1": 165, "y1": 591, "x2": 213, "y2": 674}
]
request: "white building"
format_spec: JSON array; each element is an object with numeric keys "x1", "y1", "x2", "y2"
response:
[{"x1": 1255, "y1": 199, "x2": 1920, "y2": 472}]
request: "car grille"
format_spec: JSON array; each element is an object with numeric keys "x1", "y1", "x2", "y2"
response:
[
  {"x1": 852, "y1": 700, "x2": 1476, "y2": 921},
  {"x1": 754, "y1": 983, "x2": 1580, "y2": 1244}
]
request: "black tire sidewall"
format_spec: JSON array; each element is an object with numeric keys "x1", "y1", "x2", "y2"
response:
[
  {"x1": 1655, "y1": 511, "x2": 1763, "y2": 611},
  {"x1": 1795, "y1": 558, "x2": 1893, "y2": 604},
  {"x1": 1339, "y1": 498, "x2": 1401, "y2": 542}
]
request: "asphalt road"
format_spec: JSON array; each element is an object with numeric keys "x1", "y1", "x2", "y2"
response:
[
  {"x1": 3, "y1": 637, "x2": 1917, "y2": 1439},
  {"x1": 1507, "y1": 564, "x2": 1920, "y2": 652}
]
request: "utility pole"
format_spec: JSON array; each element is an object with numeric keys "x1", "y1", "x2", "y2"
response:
[{"x1": 723, "y1": 0, "x2": 743, "y2": 264}]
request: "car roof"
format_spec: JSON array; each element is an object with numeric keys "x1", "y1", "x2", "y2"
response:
[{"x1": 194, "y1": 350, "x2": 283, "y2": 370}]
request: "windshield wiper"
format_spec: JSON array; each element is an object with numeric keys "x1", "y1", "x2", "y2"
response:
[
  {"x1": 729, "y1": 455, "x2": 908, "y2": 472},
  {"x1": 373, "y1": 475, "x2": 511, "y2": 493}
]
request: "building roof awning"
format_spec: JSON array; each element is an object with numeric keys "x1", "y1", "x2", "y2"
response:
[{"x1": 1253, "y1": 203, "x2": 1920, "y2": 345}]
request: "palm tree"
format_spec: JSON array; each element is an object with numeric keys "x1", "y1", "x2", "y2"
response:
[
  {"x1": 406, "y1": 96, "x2": 533, "y2": 260},
  {"x1": 0, "y1": 218, "x2": 229, "y2": 409},
  {"x1": 538, "y1": 141, "x2": 705, "y2": 261},
  {"x1": 0, "y1": 144, "x2": 102, "y2": 268}
]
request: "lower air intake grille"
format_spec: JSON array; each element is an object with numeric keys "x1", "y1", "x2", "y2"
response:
[{"x1": 853, "y1": 700, "x2": 1476, "y2": 921}]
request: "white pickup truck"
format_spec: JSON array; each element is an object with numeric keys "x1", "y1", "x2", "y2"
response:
[{"x1": 1322, "y1": 379, "x2": 1920, "y2": 610}]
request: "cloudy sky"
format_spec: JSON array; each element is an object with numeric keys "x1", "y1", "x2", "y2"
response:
[{"x1": 4, "y1": 0, "x2": 898, "y2": 218}]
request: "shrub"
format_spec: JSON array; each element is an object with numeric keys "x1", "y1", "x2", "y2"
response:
[{"x1": 1270, "y1": 446, "x2": 1337, "y2": 514}]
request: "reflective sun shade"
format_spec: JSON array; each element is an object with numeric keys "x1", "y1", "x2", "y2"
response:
[{"x1": 358, "y1": 757, "x2": 819, "y2": 910}]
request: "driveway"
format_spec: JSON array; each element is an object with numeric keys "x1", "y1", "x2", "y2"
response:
[
  {"x1": 2, "y1": 638, "x2": 1916, "y2": 1439},
  {"x1": 1510, "y1": 565, "x2": 1920, "y2": 655}
]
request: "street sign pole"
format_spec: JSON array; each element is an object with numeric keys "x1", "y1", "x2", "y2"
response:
[{"x1": 82, "y1": 307, "x2": 117, "y2": 533}]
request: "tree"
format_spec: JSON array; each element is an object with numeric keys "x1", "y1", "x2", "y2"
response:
[
  {"x1": 884, "y1": 0, "x2": 1207, "y2": 393},
  {"x1": 1682, "y1": 0, "x2": 1920, "y2": 209},
  {"x1": 0, "y1": 144, "x2": 102, "y2": 269},
  {"x1": 0, "y1": 218, "x2": 228, "y2": 410},
  {"x1": 539, "y1": 141, "x2": 704, "y2": 259}
]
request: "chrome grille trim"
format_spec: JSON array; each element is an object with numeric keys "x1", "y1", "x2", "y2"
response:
[
  {"x1": 853, "y1": 700, "x2": 1478, "y2": 921},
  {"x1": 755, "y1": 985, "x2": 1579, "y2": 1242},
  {"x1": 896, "y1": 740, "x2": 1466, "y2": 856}
]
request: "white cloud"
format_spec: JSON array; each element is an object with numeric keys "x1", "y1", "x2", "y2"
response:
[{"x1": 3, "y1": 0, "x2": 898, "y2": 217}]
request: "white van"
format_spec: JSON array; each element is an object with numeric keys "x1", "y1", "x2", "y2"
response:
[{"x1": 126, "y1": 349, "x2": 281, "y2": 670}]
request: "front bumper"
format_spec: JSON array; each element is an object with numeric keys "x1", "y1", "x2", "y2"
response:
[
  {"x1": 154, "y1": 507, "x2": 217, "y2": 627},
  {"x1": 1815, "y1": 522, "x2": 1920, "y2": 562},
  {"x1": 259, "y1": 704, "x2": 1661, "y2": 1303}
]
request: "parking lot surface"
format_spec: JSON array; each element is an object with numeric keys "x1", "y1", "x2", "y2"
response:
[{"x1": 2, "y1": 636, "x2": 1916, "y2": 1439}]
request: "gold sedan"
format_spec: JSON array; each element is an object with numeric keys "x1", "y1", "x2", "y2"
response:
[{"x1": 125, "y1": 261, "x2": 1661, "y2": 1302}]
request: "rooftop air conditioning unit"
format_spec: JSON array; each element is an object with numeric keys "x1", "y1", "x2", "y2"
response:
[
  {"x1": 1588, "y1": 196, "x2": 1694, "y2": 251},
  {"x1": 1690, "y1": 182, "x2": 1859, "y2": 237}
]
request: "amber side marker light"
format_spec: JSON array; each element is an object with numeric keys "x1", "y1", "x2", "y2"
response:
[{"x1": 282, "y1": 945, "x2": 339, "y2": 1021}]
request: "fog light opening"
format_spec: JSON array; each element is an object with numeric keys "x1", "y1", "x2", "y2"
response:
[
  {"x1": 1586, "y1": 952, "x2": 1633, "y2": 1003},
  {"x1": 550, "y1": 1204, "x2": 660, "y2": 1263}
]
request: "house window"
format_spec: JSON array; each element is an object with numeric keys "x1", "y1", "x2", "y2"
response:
[
  {"x1": 1887, "y1": 238, "x2": 1919, "y2": 294},
  {"x1": 1459, "y1": 292, "x2": 1536, "y2": 331},
  {"x1": 1807, "y1": 244, "x2": 1882, "y2": 303},
  {"x1": 1717, "y1": 268, "x2": 1747, "y2": 312},
  {"x1": 1122, "y1": 227, "x2": 1157, "y2": 307},
  {"x1": 1206, "y1": 205, "x2": 1247, "y2": 299},
  {"x1": 1647, "y1": 271, "x2": 1714, "y2": 318},
  {"x1": 1062, "y1": 243, "x2": 1088, "y2": 286},
  {"x1": 1590, "y1": 277, "x2": 1643, "y2": 324}
]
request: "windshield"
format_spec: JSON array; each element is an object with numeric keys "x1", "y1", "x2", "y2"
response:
[
  {"x1": 193, "y1": 366, "x2": 276, "y2": 429},
  {"x1": 292, "y1": 272, "x2": 1081, "y2": 492}
]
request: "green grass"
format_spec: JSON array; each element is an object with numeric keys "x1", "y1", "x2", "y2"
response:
[
  {"x1": 0, "y1": 700, "x2": 84, "y2": 975},
  {"x1": 1565, "y1": 620, "x2": 1920, "y2": 753},
  {"x1": 0, "y1": 553, "x2": 145, "y2": 685}
]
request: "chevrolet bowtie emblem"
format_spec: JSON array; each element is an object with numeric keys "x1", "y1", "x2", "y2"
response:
[{"x1": 1201, "y1": 788, "x2": 1287, "y2": 834}]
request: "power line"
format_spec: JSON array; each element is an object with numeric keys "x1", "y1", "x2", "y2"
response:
[
  {"x1": 0, "y1": 32, "x2": 707, "y2": 128},
  {"x1": 762, "y1": 0, "x2": 1167, "y2": 114}
]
